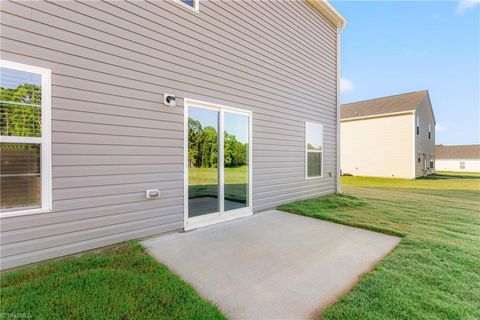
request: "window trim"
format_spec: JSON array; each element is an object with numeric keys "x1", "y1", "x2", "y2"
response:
[
  {"x1": 0, "y1": 59, "x2": 52, "y2": 218},
  {"x1": 305, "y1": 121, "x2": 324, "y2": 180},
  {"x1": 172, "y1": 0, "x2": 199, "y2": 12}
]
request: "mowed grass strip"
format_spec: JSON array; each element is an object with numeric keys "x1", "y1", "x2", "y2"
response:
[
  {"x1": 279, "y1": 174, "x2": 480, "y2": 319},
  {"x1": 0, "y1": 242, "x2": 225, "y2": 320}
]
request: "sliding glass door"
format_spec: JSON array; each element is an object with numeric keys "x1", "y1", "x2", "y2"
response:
[{"x1": 186, "y1": 101, "x2": 251, "y2": 228}]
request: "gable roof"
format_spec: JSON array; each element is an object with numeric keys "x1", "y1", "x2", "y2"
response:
[
  {"x1": 435, "y1": 145, "x2": 480, "y2": 160},
  {"x1": 341, "y1": 90, "x2": 428, "y2": 121}
]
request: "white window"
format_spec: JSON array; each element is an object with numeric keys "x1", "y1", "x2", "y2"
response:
[
  {"x1": 416, "y1": 116, "x2": 420, "y2": 135},
  {"x1": 428, "y1": 123, "x2": 431, "y2": 139},
  {"x1": 305, "y1": 122, "x2": 323, "y2": 179},
  {"x1": 0, "y1": 60, "x2": 51, "y2": 217},
  {"x1": 460, "y1": 161, "x2": 465, "y2": 170},
  {"x1": 175, "y1": 0, "x2": 199, "y2": 11}
]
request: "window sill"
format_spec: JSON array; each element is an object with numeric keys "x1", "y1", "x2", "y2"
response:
[
  {"x1": 0, "y1": 208, "x2": 52, "y2": 218},
  {"x1": 306, "y1": 175, "x2": 324, "y2": 180}
]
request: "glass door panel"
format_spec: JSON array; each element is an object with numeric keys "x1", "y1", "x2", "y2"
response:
[
  {"x1": 188, "y1": 107, "x2": 219, "y2": 217},
  {"x1": 224, "y1": 112, "x2": 249, "y2": 212}
]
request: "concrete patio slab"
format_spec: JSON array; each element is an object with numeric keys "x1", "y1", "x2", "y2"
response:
[{"x1": 142, "y1": 210, "x2": 400, "y2": 319}]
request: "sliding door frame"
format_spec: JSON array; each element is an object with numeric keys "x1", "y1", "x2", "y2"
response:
[{"x1": 184, "y1": 98, "x2": 253, "y2": 231}]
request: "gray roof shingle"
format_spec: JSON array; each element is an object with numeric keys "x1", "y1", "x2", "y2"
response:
[
  {"x1": 435, "y1": 145, "x2": 480, "y2": 160},
  {"x1": 341, "y1": 90, "x2": 428, "y2": 120}
]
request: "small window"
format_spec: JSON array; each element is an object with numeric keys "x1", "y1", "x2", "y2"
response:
[
  {"x1": 418, "y1": 152, "x2": 421, "y2": 163},
  {"x1": 428, "y1": 124, "x2": 431, "y2": 139},
  {"x1": 460, "y1": 162, "x2": 465, "y2": 170},
  {"x1": 416, "y1": 116, "x2": 420, "y2": 135},
  {"x1": 430, "y1": 153, "x2": 434, "y2": 169},
  {"x1": 176, "y1": 0, "x2": 199, "y2": 11},
  {"x1": 306, "y1": 122, "x2": 323, "y2": 178},
  {"x1": 0, "y1": 60, "x2": 51, "y2": 216}
]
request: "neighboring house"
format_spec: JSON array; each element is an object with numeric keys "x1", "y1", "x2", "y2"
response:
[
  {"x1": 435, "y1": 145, "x2": 480, "y2": 172},
  {"x1": 0, "y1": 1, "x2": 346, "y2": 269},
  {"x1": 341, "y1": 90, "x2": 435, "y2": 179}
]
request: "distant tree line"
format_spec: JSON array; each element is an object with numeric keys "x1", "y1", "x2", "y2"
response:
[{"x1": 188, "y1": 117, "x2": 247, "y2": 168}]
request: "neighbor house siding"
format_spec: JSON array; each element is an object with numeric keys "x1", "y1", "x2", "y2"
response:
[
  {"x1": 341, "y1": 114, "x2": 414, "y2": 179},
  {"x1": 435, "y1": 160, "x2": 480, "y2": 172},
  {"x1": 0, "y1": 0, "x2": 338, "y2": 269},
  {"x1": 414, "y1": 95, "x2": 435, "y2": 177}
]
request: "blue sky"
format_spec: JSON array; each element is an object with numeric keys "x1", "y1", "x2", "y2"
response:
[{"x1": 334, "y1": 0, "x2": 480, "y2": 145}]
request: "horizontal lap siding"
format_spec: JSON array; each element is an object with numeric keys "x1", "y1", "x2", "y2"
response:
[{"x1": 0, "y1": 0, "x2": 338, "y2": 269}]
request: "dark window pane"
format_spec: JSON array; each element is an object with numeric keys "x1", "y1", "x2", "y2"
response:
[
  {"x1": 0, "y1": 67, "x2": 42, "y2": 137},
  {"x1": 180, "y1": 0, "x2": 195, "y2": 7},
  {"x1": 307, "y1": 152, "x2": 322, "y2": 177},
  {"x1": 0, "y1": 143, "x2": 41, "y2": 211}
]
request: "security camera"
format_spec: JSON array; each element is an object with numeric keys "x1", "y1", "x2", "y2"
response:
[{"x1": 163, "y1": 94, "x2": 176, "y2": 107}]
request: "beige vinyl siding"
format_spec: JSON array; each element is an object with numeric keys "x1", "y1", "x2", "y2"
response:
[
  {"x1": 414, "y1": 95, "x2": 436, "y2": 177},
  {"x1": 435, "y1": 159, "x2": 480, "y2": 172},
  {"x1": 341, "y1": 114, "x2": 415, "y2": 179},
  {"x1": 0, "y1": 0, "x2": 338, "y2": 269}
]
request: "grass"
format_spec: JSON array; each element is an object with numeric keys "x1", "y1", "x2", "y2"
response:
[
  {"x1": 0, "y1": 242, "x2": 225, "y2": 320},
  {"x1": 279, "y1": 173, "x2": 480, "y2": 319},
  {"x1": 341, "y1": 172, "x2": 480, "y2": 190}
]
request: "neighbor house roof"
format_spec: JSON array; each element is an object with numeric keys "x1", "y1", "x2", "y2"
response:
[
  {"x1": 341, "y1": 90, "x2": 429, "y2": 121},
  {"x1": 435, "y1": 145, "x2": 480, "y2": 160},
  {"x1": 307, "y1": 0, "x2": 346, "y2": 28}
]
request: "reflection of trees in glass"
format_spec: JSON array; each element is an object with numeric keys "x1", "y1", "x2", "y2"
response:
[
  {"x1": 188, "y1": 117, "x2": 218, "y2": 168},
  {"x1": 188, "y1": 117, "x2": 247, "y2": 168},
  {"x1": 224, "y1": 133, "x2": 247, "y2": 168},
  {"x1": 0, "y1": 84, "x2": 42, "y2": 136}
]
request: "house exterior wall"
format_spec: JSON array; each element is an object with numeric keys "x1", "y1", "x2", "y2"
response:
[
  {"x1": 414, "y1": 95, "x2": 436, "y2": 177},
  {"x1": 435, "y1": 160, "x2": 480, "y2": 172},
  {"x1": 0, "y1": 1, "x2": 339, "y2": 269},
  {"x1": 340, "y1": 114, "x2": 415, "y2": 179}
]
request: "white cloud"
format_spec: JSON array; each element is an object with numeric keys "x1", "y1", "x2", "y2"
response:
[
  {"x1": 436, "y1": 124, "x2": 446, "y2": 132},
  {"x1": 340, "y1": 78, "x2": 355, "y2": 94},
  {"x1": 456, "y1": 0, "x2": 480, "y2": 14},
  {"x1": 433, "y1": 13, "x2": 441, "y2": 19}
]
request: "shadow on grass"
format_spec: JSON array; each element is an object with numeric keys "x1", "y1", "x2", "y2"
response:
[
  {"x1": 278, "y1": 194, "x2": 405, "y2": 238},
  {"x1": 421, "y1": 173, "x2": 480, "y2": 180}
]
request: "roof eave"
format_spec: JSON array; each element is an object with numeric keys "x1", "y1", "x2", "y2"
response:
[
  {"x1": 306, "y1": 0, "x2": 347, "y2": 28},
  {"x1": 341, "y1": 110, "x2": 416, "y2": 122}
]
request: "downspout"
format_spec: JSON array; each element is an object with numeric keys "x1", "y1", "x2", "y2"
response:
[{"x1": 336, "y1": 25, "x2": 344, "y2": 194}]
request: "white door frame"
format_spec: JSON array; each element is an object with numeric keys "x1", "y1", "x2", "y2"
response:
[{"x1": 184, "y1": 98, "x2": 253, "y2": 231}]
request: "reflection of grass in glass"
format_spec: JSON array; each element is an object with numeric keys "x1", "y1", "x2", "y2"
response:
[{"x1": 189, "y1": 166, "x2": 248, "y2": 201}]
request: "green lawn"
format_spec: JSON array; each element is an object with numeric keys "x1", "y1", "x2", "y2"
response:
[
  {"x1": 280, "y1": 174, "x2": 480, "y2": 319},
  {"x1": 0, "y1": 242, "x2": 225, "y2": 320}
]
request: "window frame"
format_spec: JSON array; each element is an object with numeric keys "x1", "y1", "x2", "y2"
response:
[
  {"x1": 0, "y1": 60, "x2": 52, "y2": 217},
  {"x1": 305, "y1": 121, "x2": 324, "y2": 180},
  {"x1": 173, "y1": 0, "x2": 199, "y2": 12}
]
